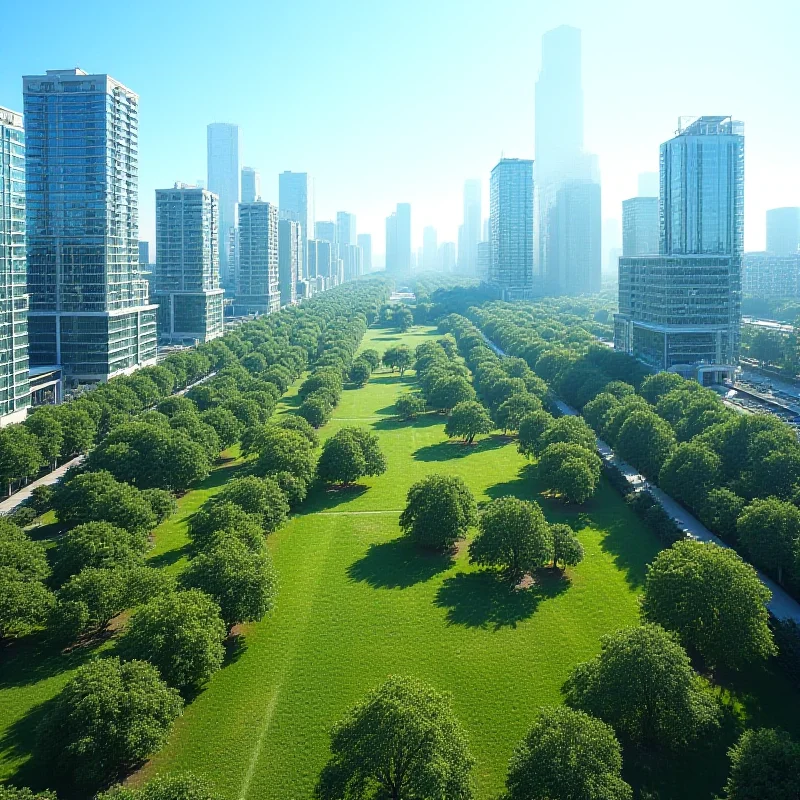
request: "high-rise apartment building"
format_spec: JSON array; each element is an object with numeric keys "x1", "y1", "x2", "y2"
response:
[
  {"x1": 357, "y1": 234, "x2": 372, "y2": 273},
  {"x1": 743, "y1": 252, "x2": 800, "y2": 297},
  {"x1": 279, "y1": 171, "x2": 311, "y2": 278},
  {"x1": 236, "y1": 201, "x2": 279, "y2": 314},
  {"x1": 336, "y1": 212, "x2": 356, "y2": 246},
  {"x1": 461, "y1": 179, "x2": 482, "y2": 274},
  {"x1": 341, "y1": 243, "x2": 363, "y2": 282},
  {"x1": 315, "y1": 220, "x2": 336, "y2": 244},
  {"x1": 23, "y1": 69, "x2": 156, "y2": 383},
  {"x1": 766, "y1": 207, "x2": 800, "y2": 256},
  {"x1": 278, "y1": 219, "x2": 300, "y2": 306},
  {"x1": 207, "y1": 123, "x2": 240, "y2": 289},
  {"x1": 423, "y1": 226, "x2": 438, "y2": 271},
  {"x1": 153, "y1": 185, "x2": 224, "y2": 343},
  {"x1": 615, "y1": 116, "x2": 744, "y2": 384},
  {"x1": 241, "y1": 166, "x2": 260, "y2": 204},
  {"x1": 0, "y1": 107, "x2": 30, "y2": 424},
  {"x1": 476, "y1": 240, "x2": 490, "y2": 280},
  {"x1": 622, "y1": 197, "x2": 659, "y2": 256},
  {"x1": 489, "y1": 158, "x2": 535, "y2": 300}
]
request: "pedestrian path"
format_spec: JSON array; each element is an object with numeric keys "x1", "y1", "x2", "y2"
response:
[{"x1": 0, "y1": 454, "x2": 84, "y2": 516}]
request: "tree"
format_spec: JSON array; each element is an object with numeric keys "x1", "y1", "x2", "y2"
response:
[
  {"x1": 616, "y1": 410, "x2": 676, "y2": 479},
  {"x1": 537, "y1": 442, "x2": 601, "y2": 488},
  {"x1": 583, "y1": 392, "x2": 620, "y2": 434},
  {"x1": 200, "y1": 407, "x2": 241, "y2": 448},
  {"x1": 274, "y1": 470, "x2": 308, "y2": 509},
  {"x1": 315, "y1": 675, "x2": 474, "y2": 800},
  {"x1": 0, "y1": 576, "x2": 55, "y2": 639},
  {"x1": 659, "y1": 441, "x2": 721, "y2": 513},
  {"x1": 394, "y1": 306, "x2": 414, "y2": 333},
  {"x1": 640, "y1": 371, "x2": 687, "y2": 405},
  {"x1": 395, "y1": 393, "x2": 426, "y2": 419},
  {"x1": 382, "y1": 345, "x2": 413, "y2": 375},
  {"x1": 469, "y1": 497, "x2": 554, "y2": 579},
  {"x1": 444, "y1": 401, "x2": 493, "y2": 444},
  {"x1": 494, "y1": 394, "x2": 542, "y2": 434},
  {"x1": 517, "y1": 411, "x2": 555, "y2": 458},
  {"x1": 737, "y1": 497, "x2": 800, "y2": 586},
  {"x1": 348, "y1": 361, "x2": 371, "y2": 387},
  {"x1": 25, "y1": 408, "x2": 64, "y2": 467},
  {"x1": 0, "y1": 425, "x2": 43, "y2": 493},
  {"x1": 118, "y1": 590, "x2": 226, "y2": 690},
  {"x1": 563, "y1": 624, "x2": 720, "y2": 749},
  {"x1": 59, "y1": 406, "x2": 98, "y2": 456},
  {"x1": 317, "y1": 427, "x2": 387, "y2": 486},
  {"x1": 550, "y1": 523, "x2": 584, "y2": 569},
  {"x1": 142, "y1": 488, "x2": 178, "y2": 524},
  {"x1": 181, "y1": 535, "x2": 278, "y2": 630},
  {"x1": 504, "y1": 706, "x2": 632, "y2": 800},
  {"x1": 700, "y1": 488, "x2": 746, "y2": 543},
  {"x1": 538, "y1": 415, "x2": 596, "y2": 452},
  {"x1": 358, "y1": 349, "x2": 381, "y2": 371},
  {"x1": 156, "y1": 395, "x2": 197, "y2": 418},
  {"x1": 36, "y1": 657, "x2": 183, "y2": 787},
  {"x1": 212, "y1": 475, "x2": 289, "y2": 534},
  {"x1": 724, "y1": 728, "x2": 800, "y2": 800},
  {"x1": 428, "y1": 376, "x2": 476, "y2": 412},
  {"x1": 188, "y1": 501, "x2": 265, "y2": 552},
  {"x1": 0, "y1": 519, "x2": 50, "y2": 582},
  {"x1": 0, "y1": 787, "x2": 56, "y2": 800},
  {"x1": 272, "y1": 414, "x2": 320, "y2": 447},
  {"x1": 254, "y1": 427, "x2": 316, "y2": 484},
  {"x1": 298, "y1": 395, "x2": 332, "y2": 428},
  {"x1": 642, "y1": 540, "x2": 776, "y2": 670},
  {"x1": 98, "y1": 774, "x2": 222, "y2": 800},
  {"x1": 399, "y1": 474, "x2": 477, "y2": 551},
  {"x1": 540, "y1": 452, "x2": 600, "y2": 504}
]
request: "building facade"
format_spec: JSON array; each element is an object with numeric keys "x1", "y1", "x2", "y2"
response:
[
  {"x1": 23, "y1": 69, "x2": 156, "y2": 384},
  {"x1": 315, "y1": 220, "x2": 336, "y2": 244},
  {"x1": 422, "y1": 226, "x2": 438, "y2": 271},
  {"x1": 241, "y1": 166, "x2": 260, "y2": 204},
  {"x1": 0, "y1": 107, "x2": 30, "y2": 424},
  {"x1": 476, "y1": 240, "x2": 490, "y2": 280},
  {"x1": 743, "y1": 252, "x2": 800, "y2": 297},
  {"x1": 615, "y1": 116, "x2": 744, "y2": 384},
  {"x1": 278, "y1": 218, "x2": 300, "y2": 305},
  {"x1": 489, "y1": 158, "x2": 535, "y2": 300},
  {"x1": 385, "y1": 213, "x2": 397, "y2": 272},
  {"x1": 207, "y1": 123, "x2": 240, "y2": 288},
  {"x1": 336, "y1": 212, "x2": 356, "y2": 246},
  {"x1": 766, "y1": 207, "x2": 800, "y2": 256},
  {"x1": 153, "y1": 185, "x2": 223, "y2": 343},
  {"x1": 357, "y1": 233, "x2": 372, "y2": 273},
  {"x1": 236, "y1": 201, "x2": 279, "y2": 314},
  {"x1": 279, "y1": 171, "x2": 311, "y2": 278},
  {"x1": 461, "y1": 179, "x2": 482, "y2": 275},
  {"x1": 622, "y1": 196, "x2": 659, "y2": 256}
]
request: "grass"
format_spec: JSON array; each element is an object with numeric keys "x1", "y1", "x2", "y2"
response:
[{"x1": 3, "y1": 325, "x2": 800, "y2": 799}]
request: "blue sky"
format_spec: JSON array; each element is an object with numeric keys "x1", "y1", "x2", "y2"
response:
[{"x1": 2, "y1": 0, "x2": 798, "y2": 258}]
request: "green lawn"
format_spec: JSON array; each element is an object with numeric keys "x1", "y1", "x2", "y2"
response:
[{"x1": 3, "y1": 325, "x2": 800, "y2": 799}]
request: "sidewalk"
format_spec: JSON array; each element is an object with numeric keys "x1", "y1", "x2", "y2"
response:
[{"x1": 0, "y1": 454, "x2": 84, "y2": 517}]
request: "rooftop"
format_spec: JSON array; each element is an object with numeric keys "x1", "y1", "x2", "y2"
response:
[{"x1": 676, "y1": 116, "x2": 744, "y2": 136}]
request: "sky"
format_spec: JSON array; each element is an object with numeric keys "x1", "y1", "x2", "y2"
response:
[{"x1": 2, "y1": 0, "x2": 799, "y2": 260}]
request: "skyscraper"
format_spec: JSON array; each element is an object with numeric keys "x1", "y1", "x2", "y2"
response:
[
  {"x1": 622, "y1": 197, "x2": 659, "y2": 256},
  {"x1": 439, "y1": 242, "x2": 456, "y2": 273},
  {"x1": 279, "y1": 171, "x2": 311, "y2": 277},
  {"x1": 461, "y1": 179, "x2": 482, "y2": 274},
  {"x1": 207, "y1": 123, "x2": 240, "y2": 289},
  {"x1": 766, "y1": 207, "x2": 800, "y2": 255},
  {"x1": 357, "y1": 233, "x2": 372, "y2": 273},
  {"x1": 278, "y1": 219, "x2": 300, "y2": 306},
  {"x1": 615, "y1": 116, "x2": 744, "y2": 384},
  {"x1": 153, "y1": 185, "x2": 224, "y2": 343},
  {"x1": 385, "y1": 213, "x2": 397, "y2": 272},
  {"x1": 237, "y1": 201, "x2": 279, "y2": 314},
  {"x1": 23, "y1": 69, "x2": 156, "y2": 382},
  {"x1": 476, "y1": 240, "x2": 490, "y2": 280},
  {"x1": 489, "y1": 158, "x2": 535, "y2": 300},
  {"x1": 241, "y1": 166, "x2": 260, "y2": 203},
  {"x1": 423, "y1": 226, "x2": 438, "y2": 271},
  {"x1": 315, "y1": 220, "x2": 336, "y2": 244},
  {"x1": 396, "y1": 203, "x2": 412, "y2": 272},
  {"x1": 0, "y1": 107, "x2": 30, "y2": 424},
  {"x1": 336, "y1": 212, "x2": 356, "y2": 246},
  {"x1": 138, "y1": 241, "x2": 150, "y2": 267}
]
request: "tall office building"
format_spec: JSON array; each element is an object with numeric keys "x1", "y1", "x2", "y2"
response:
[
  {"x1": 23, "y1": 69, "x2": 156, "y2": 383},
  {"x1": 315, "y1": 220, "x2": 336, "y2": 244},
  {"x1": 638, "y1": 172, "x2": 659, "y2": 197},
  {"x1": 743, "y1": 252, "x2": 800, "y2": 297},
  {"x1": 308, "y1": 239, "x2": 334, "y2": 284},
  {"x1": 396, "y1": 203, "x2": 411, "y2": 271},
  {"x1": 241, "y1": 166, "x2": 260, "y2": 203},
  {"x1": 341, "y1": 243, "x2": 363, "y2": 282},
  {"x1": 489, "y1": 158, "x2": 535, "y2": 300},
  {"x1": 278, "y1": 219, "x2": 300, "y2": 306},
  {"x1": 138, "y1": 241, "x2": 150, "y2": 267},
  {"x1": 476, "y1": 240, "x2": 490, "y2": 280},
  {"x1": 336, "y1": 212, "x2": 356, "y2": 246},
  {"x1": 439, "y1": 241, "x2": 456, "y2": 273},
  {"x1": 153, "y1": 185, "x2": 223, "y2": 343},
  {"x1": 461, "y1": 179, "x2": 482, "y2": 274},
  {"x1": 385, "y1": 213, "x2": 397, "y2": 272},
  {"x1": 766, "y1": 207, "x2": 800, "y2": 255},
  {"x1": 279, "y1": 171, "x2": 311, "y2": 278},
  {"x1": 615, "y1": 116, "x2": 744, "y2": 384},
  {"x1": 237, "y1": 201, "x2": 279, "y2": 314},
  {"x1": 622, "y1": 197, "x2": 659, "y2": 256},
  {"x1": 0, "y1": 107, "x2": 30, "y2": 424},
  {"x1": 357, "y1": 234, "x2": 372, "y2": 273},
  {"x1": 423, "y1": 226, "x2": 438, "y2": 271},
  {"x1": 207, "y1": 123, "x2": 240, "y2": 289}
]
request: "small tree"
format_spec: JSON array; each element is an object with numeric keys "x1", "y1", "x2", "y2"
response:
[
  {"x1": 254, "y1": 428, "x2": 316, "y2": 485},
  {"x1": 541, "y1": 454, "x2": 600, "y2": 504},
  {"x1": 358, "y1": 349, "x2": 381, "y2": 371},
  {"x1": 382, "y1": 345, "x2": 412, "y2": 375},
  {"x1": 212, "y1": 475, "x2": 289, "y2": 534},
  {"x1": 394, "y1": 306, "x2": 414, "y2": 333},
  {"x1": 550, "y1": 523, "x2": 584, "y2": 569},
  {"x1": 315, "y1": 675, "x2": 475, "y2": 800},
  {"x1": 494, "y1": 394, "x2": 542, "y2": 434},
  {"x1": 25, "y1": 408, "x2": 64, "y2": 468},
  {"x1": 399, "y1": 474, "x2": 477, "y2": 551},
  {"x1": 181, "y1": 536, "x2": 278, "y2": 630},
  {"x1": 348, "y1": 361, "x2": 371, "y2": 387},
  {"x1": 469, "y1": 497, "x2": 554, "y2": 580},
  {"x1": 724, "y1": 728, "x2": 800, "y2": 800},
  {"x1": 0, "y1": 576, "x2": 55, "y2": 639},
  {"x1": 504, "y1": 706, "x2": 632, "y2": 800},
  {"x1": 36, "y1": 657, "x2": 183, "y2": 787},
  {"x1": 98, "y1": 774, "x2": 222, "y2": 800},
  {"x1": 395, "y1": 393, "x2": 426, "y2": 419},
  {"x1": 317, "y1": 427, "x2": 387, "y2": 486},
  {"x1": 0, "y1": 425, "x2": 44, "y2": 494},
  {"x1": 445, "y1": 401, "x2": 493, "y2": 444},
  {"x1": 517, "y1": 411, "x2": 555, "y2": 458},
  {"x1": 118, "y1": 589, "x2": 226, "y2": 690}
]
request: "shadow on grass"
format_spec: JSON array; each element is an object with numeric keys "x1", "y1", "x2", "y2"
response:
[
  {"x1": 373, "y1": 414, "x2": 444, "y2": 432},
  {"x1": 279, "y1": 393, "x2": 304, "y2": 411},
  {"x1": 484, "y1": 464, "x2": 541, "y2": 504},
  {"x1": 370, "y1": 373, "x2": 416, "y2": 385},
  {"x1": 347, "y1": 537, "x2": 452, "y2": 589},
  {"x1": 413, "y1": 435, "x2": 509, "y2": 462},
  {"x1": 371, "y1": 335, "x2": 405, "y2": 341},
  {"x1": 300, "y1": 483, "x2": 369, "y2": 513},
  {"x1": 0, "y1": 696, "x2": 59, "y2": 794},
  {"x1": 147, "y1": 543, "x2": 190, "y2": 570},
  {"x1": 434, "y1": 569, "x2": 569, "y2": 630}
]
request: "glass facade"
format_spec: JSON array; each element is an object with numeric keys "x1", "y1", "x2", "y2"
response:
[
  {"x1": 207, "y1": 123, "x2": 240, "y2": 288},
  {"x1": 278, "y1": 172, "x2": 310, "y2": 278},
  {"x1": 0, "y1": 107, "x2": 30, "y2": 423},
  {"x1": 23, "y1": 69, "x2": 156, "y2": 382},
  {"x1": 622, "y1": 197, "x2": 659, "y2": 256},
  {"x1": 236, "y1": 201, "x2": 279, "y2": 314},
  {"x1": 278, "y1": 218, "x2": 299, "y2": 306}
]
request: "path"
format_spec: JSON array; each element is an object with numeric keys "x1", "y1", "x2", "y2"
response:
[
  {"x1": 482, "y1": 331, "x2": 800, "y2": 623},
  {"x1": 0, "y1": 454, "x2": 84, "y2": 516}
]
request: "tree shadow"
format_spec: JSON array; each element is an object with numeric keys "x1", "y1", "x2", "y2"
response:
[
  {"x1": 374, "y1": 404, "x2": 400, "y2": 416},
  {"x1": 373, "y1": 414, "x2": 443, "y2": 432},
  {"x1": 371, "y1": 335, "x2": 404, "y2": 341},
  {"x1": 370, "y1": 374, "x2": 416, "y2": 385},
  {"x1": 300, "y1": 483, "x2": 369, "y2": 513},
  {"x1": 347, "y1": 537, "x2": 452, "y2": 589},
  {"x1": 484, "y1": 464, "x2": 541, "y2": 503},
  {"x1": 434, "y1": 569, "x2": 570, "y2": 630},
  {"x1": 413, "y1": 436, "x2": 509, "y2": 462},
  {"x1": 0, "y1": 696, "x2": 58, "y2": 794},
  {"x1": 147, "y1": 543, "x2": 190, "y2": 570}
]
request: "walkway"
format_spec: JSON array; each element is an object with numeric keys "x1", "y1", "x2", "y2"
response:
[{"x1": 0, "y1": 454, "x2": 84, "y2": 516}]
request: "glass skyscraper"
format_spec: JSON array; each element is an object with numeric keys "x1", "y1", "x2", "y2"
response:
[
  {"x1": 0, "y1": 107, "x2": 30, "y2": 424},
  {"x1": 279, "y1": 171, "x2": 311, "y2": 279},
  {"x1": 23, "y1": 69, "x2": 156, "y2": 383},
  {"x1": 622, "y1": 197, "x2": 659, "y2": 256},
  {"x1": 236, "y1": 201, "x2": 280, "y2": 314},
  {"x1": 207, "y1": 123, "x2": 241, "y2": 290}
]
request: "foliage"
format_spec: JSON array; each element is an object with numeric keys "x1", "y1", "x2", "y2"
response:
[
  {"x1": 0, "y1": 576, "x2": 55, "y2": 639},
  {"x1": 349, "y1": 361, "x2": 371, "y2": 387},
  {"x1": 0, "y1": 425, "x2": 43, "y2": 488},
  {"x1": 737, "y1": 497, "x2": 800, "y2": 586},
  {"x1": 274, "y1": 470, "x2": 308, "y2": 509},
  {"x1": 616, "y1": 410, "x2": 676, "y2": 479},
  {"x1": 538, "y1": 415, "x2": 596, "y2": 452},
  {"x1": 444, "y1": 401, "x2": 494, "y2": 444},
  {"x1": 724, "y1": 728, "x2": 800, "y2": 800},
  {"x1": 382, "y1": 345, "x2": 413, "y2": 375},
  {"x1": 211, "y1": 475, "x2": 289, "y2": 534},
  {"x1": 493, "y1": 394, "x2": 542, "y2": 434},
  {"x1": 98, "y1": 774, "x2": 222, "y2": 800},
  {"x1": 658, "y1": 441, "x2": 721, "y2": 513},
  {"x1": 700, "y1": 488, "x2": 746, "y2": 543},
  {"x1": 200, "y1": 407, "x2": 242, "y2": 448},
  {"x1": 254, "y1": 428, "x2": 316, "y2": 485},
  {"x1": 298, "y1": 395, "x2": 333, "y2": 428},
  {"x1": 394, "y1": 393, "x2": 426, "y2": 419},
  {"x1": 317, "y1": 427, "x2": 387, "y2": 486},
  {"x1": 517, "y1": 411, "x2": 555, "y2": 458},
  {"x1": 188, "y1": 501, "x2": 265, "y2": 553},
  {"x1": 428, "y1": 376, "x2": 476, "y2": 412},
  {"x1": 550, "y1": 523, "x2": 585, "y2": 569}
]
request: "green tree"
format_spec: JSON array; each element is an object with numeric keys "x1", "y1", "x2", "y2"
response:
[
  {"x1": 583, "y1": 392, "x2": 620, "y2": 434},
  {"x1": 24, "y1": 408, "x2": 64, "y2": 467},
  {"x1": 737, "y1": 497, "x2": 800, "y2": 586},
  {"x1": 399, "y1": 474, "x2": 477, "y2": 551},
  {"x1": 700, "y1": 488, "x2": 746, "y2": 543},
  {"x1": 0, "y1": 787, "x2": 56, "y2": 800},
  {"x1": 538, "y1": 415, "x2": 596, "y2": 452},
  {"x1": 187, "y1": 501, "x2": 265, "y2": 553},
  {"x1": 358, "y1": 349, "x2": 381, "y2": 371},
  {"x1": 59, "y1": 406, "x2": 98, "y2": 456},
  {"x1": 564, "y1": 624, "x2": 720, "y2": 749},
  {"x1": 212, "y1": 476, "x2": 289, "y2": 534},
  {"x1": 181, "y1": 536, "x2": 278, "y2": 630},
  {"x1": 349, "y1": 361, "x2": 371, "y2": 387},
  {"x1": 428, "y1": 376, "x2": 476, "y2": 412},
  {"x1": 724, "y1": 728, "x2": 800, "y2": 800},
  {"x1": 640, "y1": 371, "x2": 687, "y2": 405},
  {"x1": 315, "y1": 675, "x2": 474, "y2": 800},
  {"x1": 274, "y1": 470, "x2": 308, "y2": 509},
  {"x1": 395, "y1": 393, "x2": 426, "y2": 419},
  {"x1": 382, "y1": 345, "x2": 413, "y2": 375},
  {"x1": 394, "y1": 306, "x2": 414, "y2": 333},
  {"x1": 517, "y1": 411, "x2": 555, "y2": 458},
  {"x1": 541, "y1": 452, "x2": 600, "y2": 504},
  {"x1": 659, "y1": 441, "x2": 721, "y2": 513},
  {"x1": 616, "y1": 410, "x2": 676, "y2": 479},
  {"x1": 254, "y1": 428, "x2": 316, "y2": 485},
  {"x1": 504, "y1": 706, "x2": 632, "y2": 800},
  {"x1": 0, "y1": 520, "x2": 50, "y2": 582},
  {"x1": 0, "y1": 576, "x2": 55, "y2": 639},
  {"x1": 200, "y1": 407, "x2": 241, "y2": 448},
  {"x1": 0, "y1": 425, "x2": 43, "y2": 493},
  {"x1": 98, "y1": 774, "x2": 222, "y2": 800},
  {"x1": 118, "y1": 589, "x2": 226, "y2": 690},
  {"x1": 550, "y1": 523, "x2": 585, "y2": 569},
  {"x1": 36, "y1": 657, "x2": 183, "y2": 787},
  {"x1": 494, "y1": 394, "x2": 542, "y2": 434},
  {"x1": 298, "y1": 395, "x2": 332, "y2": 428},
  {"x1": 469, "y1": 497, "x2": 554, "y2": 579},
  {"x1": 317, "y1": 427, "x2": 386, "y2": 486},
  {"x1": 642, "y1": 539, "x2": 776, "y2": 670},
  {"x1": 444, "y1": 401, "x2": 493, "y2": 444}
]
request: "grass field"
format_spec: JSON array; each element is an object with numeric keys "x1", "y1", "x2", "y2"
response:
[{"x1": 3, "y1": 325, "x2": 800, "y2": 799}]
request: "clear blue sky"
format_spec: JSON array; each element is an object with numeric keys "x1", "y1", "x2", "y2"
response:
[{"x1": 2, "y1": 0, "x2": 798, "y2": 257}]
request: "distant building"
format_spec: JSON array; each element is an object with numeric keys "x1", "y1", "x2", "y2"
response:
[
  {"x1": 207, "y1": 123, "x2": 241, "y2": 288},
  {"x1": 336, "y1": 212, "x2": 356, "y2": 246},
  {"x1": 423, "y1": 226, "x2": 438, "y2": 271},
  {"x1": 154, "y1": 185, "x2": 224, "y2": 343},
  {"x1": 489, "y1": 158, "x2": 535, "y2": 300},
  {"x1": 439, "y1": 241, "x2": 456, "y2": 273},
  {"x1": 766, "y1": 207, "x2": 800, "y2": 255},
  {"x1": 241, "y1": 166, "x2": 260, "y2": 204},
  {"x1": 279, "y1": 219, "x2": 300, "y2": 305},
  {"x1": 622, "y1": 197, "x2": 659, "y2": 256},
  {"x1": 340, "y1": 243, "x2": 363, "y2": 282},
  {"x1": 385, "y1": 213, "x2": 397, "y2": 272},
  {"x1": 461, "y1": 179, "x2": 482, "y2": 274},
  {"x1": 396, "y1": 203, "x2": 412, "y2": 271},
  {"x1": 357, "y1": 233, "x2": 372, "y2": 273},
  {"x1": 138, "y1": 241, "x2": 150, "y2": 266},
  {"x1": 743, "y1": 252, "x2": 800, "y2": 297},
  {"x1": 315, "y1": 220, "x2": 336, "y2": 243},
  {"x1": 279, "y1": 171, "x2": 311, "y2": 278},
  {"x1": 237, "y1": 201, "x2": 280, "y2": 314},
  {"x1": 637, "y1": 172, "x2": 659, "y2": 197},
  {"x1": 476, "y1": 240, "x2": 490, "y2": 280}
]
